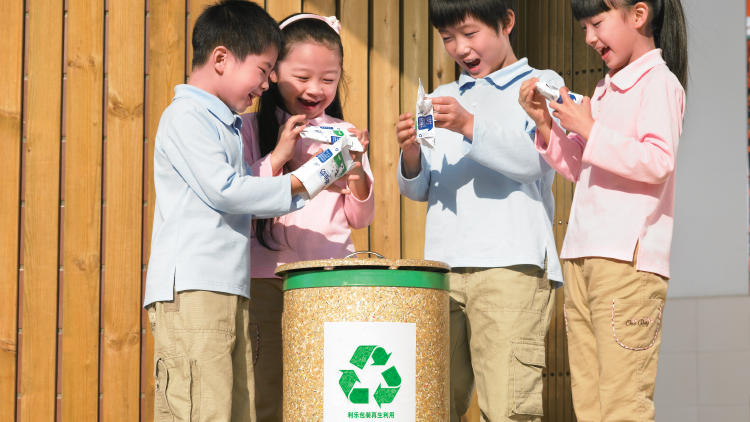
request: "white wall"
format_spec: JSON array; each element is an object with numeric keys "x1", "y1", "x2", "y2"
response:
[
  {"x1": 669, "y1": 0, "x2": 748, "y2": 297},
  {"x1": 656, "y1": 296, "x2": 750, "y2": 421},
  {"x1": 655, "y1": 2, "x2": 750, "y2": 420}
]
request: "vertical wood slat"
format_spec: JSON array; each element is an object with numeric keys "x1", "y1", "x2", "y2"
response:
[
  {"x1": 399, "y1": 0, "x2": 429, "y2": 260},
  {"x1": 187, "y1": 0, "x2": 216, "y2": 79},
  {"x1": 430, "y1": 27, "x2": 456, "y2": 92},
  {"x1": 142, "y1": 2, "x2": 186, "y2": 420},
  {"x1": 302, "y1": 0, "x2": 336, "y2": 16},
  {"x1": 61, "y1": 0, "x2": 104, "y2": 421},
  {"x1": 102, "y1": 0, "x2": 144, "y2": 421},
  {"x1": 0, "y1": 1, "x2": 24, "y2": 420},
  {"x1": 339, "y1": 0, "x2": 371, "y2": 251},
  {"x1": 19, "y1": 0, "x2": 63, "y2": 420},
  {"x1": 526, "y1": 0, "x2": 541, "y2": 68},
  {"x1": 540, "y1": 0, "x2": 551, "y2": 71},
  {"x1": 369, "y1": 0, "x2": 401, "y2": 256},
  {"x1": 266, "y1": 0, "x2": 302, "y2": 22}
]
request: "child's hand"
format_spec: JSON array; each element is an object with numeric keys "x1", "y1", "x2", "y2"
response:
[
  {"x1": 549, "y1": 87, "x2": 594, "y2": 140},
  {"x1": 431, "y1": 96, "x2": 474, "y2": 140},
  {"x1": 518, "y1": 78, "x2": 553, "y2": 139},
  {"x1": 347, "y1": 127, "x2": 370, "y2": 164},
  {"x1": 270, "y1": 114, "x2": 308, "y2": 173},
  {"x1": 395, "y1": 113, "x2": 421, "y2": 178},
  {"x1": 344, "y1": 127, "x2": 370, "y2": 200}
]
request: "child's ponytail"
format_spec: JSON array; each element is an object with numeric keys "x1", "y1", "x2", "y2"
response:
[{"x1": 652, "y1": 0, "x2": 688, "y2": 89}]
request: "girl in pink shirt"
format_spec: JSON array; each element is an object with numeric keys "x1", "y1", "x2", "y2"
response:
[
  {"x1": 240, "y1": 14, "x2": 374, "y2": 421},
  {"x1": 518, "y1": 1, "x2": 687, "y2": 421}
]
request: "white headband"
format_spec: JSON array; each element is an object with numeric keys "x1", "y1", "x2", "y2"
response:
[{"x1": 279, "y1": 13, "x2": 341, "y2": 35}]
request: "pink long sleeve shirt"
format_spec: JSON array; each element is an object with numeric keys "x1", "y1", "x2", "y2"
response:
[
  {"x1": 241, "y1": 112, "x2": 375, "y2": 279},
  {"x1": 535, "y1": 49, "x2": 685, "y2": 278}
]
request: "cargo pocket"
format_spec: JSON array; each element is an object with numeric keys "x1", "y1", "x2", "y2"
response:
[
  {"x1": 611, "y1": 298, "x2": 663, "y2": 351},
  {"x1": 154, "y1": 356, "x2": 201, "y2": 421},
  {"x1": 508, "y1": 339, "x2": 546, "y2": 417}
]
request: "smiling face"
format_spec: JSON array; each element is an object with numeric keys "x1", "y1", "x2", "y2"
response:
[
  {"x1": 217, "y1": 46, "x2": 277, "y2": 113},
  {"x1": 273, "y1": 41, "x2": 342, "y2": 119},
  {"x1": 580, "y1": 8, "x2": 642, "y2": 75},
  {"x1": 438, "y1": 15, "x2": 517, "y2": 78}
]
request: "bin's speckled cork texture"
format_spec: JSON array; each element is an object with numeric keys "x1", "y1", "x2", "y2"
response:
[{"x1": 282, "y1": 286, "x2": 449, "y2": 421}]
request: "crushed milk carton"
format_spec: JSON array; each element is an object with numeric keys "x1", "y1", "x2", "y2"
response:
[
  {"x1": 290, "y1": 135, "x2": 362, "y2": 199},
  {"x1": 299, "y1": 125, "x2": 364, "y2": 152},
  {"x1": 415, "y1": 78, "x2": 435, "y2": 148},
  {"x1": 535, "y1": 81, "x2": 583, "y2": 104}
]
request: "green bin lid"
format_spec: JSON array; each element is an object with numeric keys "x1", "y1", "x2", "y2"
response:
[{"x1": 276, "y1": 257, "x2": 450, "y2": 291}]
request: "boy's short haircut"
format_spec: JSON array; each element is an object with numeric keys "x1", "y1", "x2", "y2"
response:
[
  {"x1": 192, "y1": 0, "x2": 282, "y2": 68},
  {"x1": 429, "y1": 0, "x2": 514, "y2": 34}
]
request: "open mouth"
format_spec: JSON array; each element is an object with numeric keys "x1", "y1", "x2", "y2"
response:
[
  {"x1": 599, "y1": 47, "x2": 611, "y2": 59},
  {"x1": 464, "y1": 58, "x2": 481, "y2": 71},
  {"x1": 298, "y1": 98, "x2": 321, "y2": 108}
]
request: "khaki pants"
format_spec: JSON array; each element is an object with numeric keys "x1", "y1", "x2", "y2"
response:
[
  {"x1": 249, "y1": 278, "x2": 284, "y2": 422},
  {"x1": 450, "y1": 266, "x2": 555, "y2": 422},
  {"x1": 563, "y1": 258, "x2": 667, "y2": 422},
  {"x1": 148, "y1": 290, "x2": 256, "y2": 422}
]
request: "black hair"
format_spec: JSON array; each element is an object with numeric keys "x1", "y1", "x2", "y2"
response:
[
  {"x1": 571, "y1": 0, "x2": 688, "y2": 88},
  {"x1": 429, "y1": 0, "x2": 515, "y2": 34},
  {"x1": 255, "y1": 14, "x2": 345, "y2": 250},
  {"x1": 191, "y1": 0, "x2": 282, "y2": 69}
]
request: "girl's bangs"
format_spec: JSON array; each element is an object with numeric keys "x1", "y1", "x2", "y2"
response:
[{"x1": 570, "y1": 0, "x2": 616, "y2": 20}]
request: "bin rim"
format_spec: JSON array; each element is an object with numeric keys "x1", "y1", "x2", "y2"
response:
[{"x1": 275, "y1": 258, "x2": 450, "y2": 276}]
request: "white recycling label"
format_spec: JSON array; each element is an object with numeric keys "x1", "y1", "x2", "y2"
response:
[{"x1": 323, "y1": 322, "x2": 417, "y2": 422}]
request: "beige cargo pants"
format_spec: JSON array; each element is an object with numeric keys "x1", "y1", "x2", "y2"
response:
[
  {"x1": 148, "y1": 290, "x2": 256, "y2": 422},
  {"x1": 450, "y1": 265, "x2": 555, "y2": 422}
]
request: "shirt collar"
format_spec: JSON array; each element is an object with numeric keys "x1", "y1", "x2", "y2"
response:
[
  {"x1": 607, "y1": 49, "x2": 665, "y2": 92},
  {"x1": 458, "y1": 58, "x2": 533, "y2": 93},
  {"x1": 174, "y1": 84, "x2": 241, "y2": 128}
]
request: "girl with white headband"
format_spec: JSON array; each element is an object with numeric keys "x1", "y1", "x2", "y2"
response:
[{"x1": 239, "y1": 13, "x2": 374, "y2": 421}]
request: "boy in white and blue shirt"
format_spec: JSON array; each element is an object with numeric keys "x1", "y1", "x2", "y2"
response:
[
  {"x1": 144, "y1": 2, "x2": 306, "y2": 421},
  {"x1": 396, "y1": 0, "x2": 563, "y2": 420}
]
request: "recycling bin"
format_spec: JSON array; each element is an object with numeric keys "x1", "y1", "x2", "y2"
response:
[{"x1": 276, "y1": 256, "x2": 450, "y2": 422}]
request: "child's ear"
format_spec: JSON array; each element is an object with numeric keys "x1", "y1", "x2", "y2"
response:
[
  {"x1": 631, "y1": 1, "x2": 650, "y2": 30},
  {"x1": 502, "y1": 10, "x2": 516, "y2": 35},
  {"x1": 212, "y1": 46, "x2": 229, "y2": 75},
  {"x1": 270, "y1": 69, "x2": 279, "y2": 84}
]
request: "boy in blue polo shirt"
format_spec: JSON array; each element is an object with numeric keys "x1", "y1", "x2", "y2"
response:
[
  {"x1": 396, "y1": 0, "x2": 563, "y2": 420},
  {"x1": 144, "y1": 2, "x2": 306, "y2": 421}
]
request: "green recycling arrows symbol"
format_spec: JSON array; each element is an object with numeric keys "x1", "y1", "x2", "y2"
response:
[{"x1": 338, "y1": 345, "x2": 401, "y2": 407}]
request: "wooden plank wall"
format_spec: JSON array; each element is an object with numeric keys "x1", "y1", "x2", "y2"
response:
[
  {"x1": 0, "y1": 1, "x2": 24, "y2": 421},
  {"x1": 0, "y1": 0, "x2": 600, "y2": 421}
]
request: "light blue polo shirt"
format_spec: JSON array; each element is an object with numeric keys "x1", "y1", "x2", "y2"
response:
[
  {"x1": 399, "y1": 58, "x2": 564, "y2": 283},
  {"x1": 144, "y1": 84, "x2": 304, "y2": 306}
]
